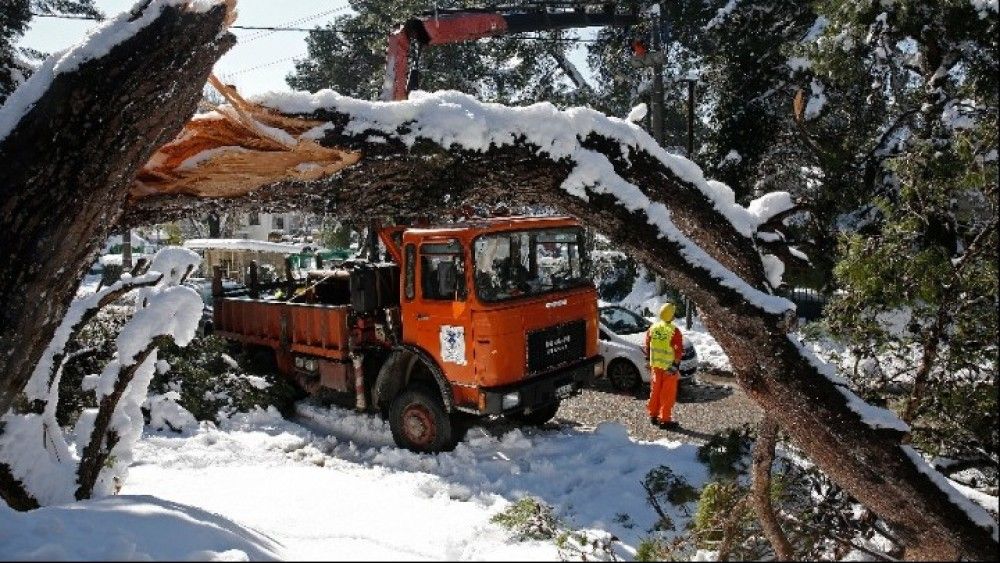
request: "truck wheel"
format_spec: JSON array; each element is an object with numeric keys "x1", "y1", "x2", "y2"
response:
[
  {"x1": 389, "y1": 385, "x2": 456, "y2": 453},
  {"x1": 607, "y1": 359, "x2": 642, "y2": 393},
  {"x1": 511, "y1": 401, "x2": 560, "y2": 427}
]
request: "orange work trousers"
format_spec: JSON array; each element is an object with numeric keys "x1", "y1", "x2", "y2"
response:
[{"x1": 647, "y1": 367, "x2": 679, "y2": 422}]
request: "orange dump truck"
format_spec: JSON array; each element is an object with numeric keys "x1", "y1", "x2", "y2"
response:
[{"x1": 213, "y1": 216, "x2": 602, "y2": 452}]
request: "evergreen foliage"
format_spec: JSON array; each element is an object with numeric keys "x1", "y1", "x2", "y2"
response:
[
  {"x1": 287, "y1": 0, "x2": 574, "y2": 104},
  {"x1": 0, "y1": 1, "x2": 101, "y2": 103},
  {"x1": 0, "y1": 0, "x2": 31, "y2": 103}
]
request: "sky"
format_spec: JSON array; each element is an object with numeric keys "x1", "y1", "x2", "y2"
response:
[
  {"x1": 22, "y1": 0, "x2": 355, "y2": 96},
  {"x1": 21, "y1": 0, "x2": 595, "y2": 98}
]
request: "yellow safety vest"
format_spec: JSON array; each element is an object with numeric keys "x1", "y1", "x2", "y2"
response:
[{"x1": 649, "y1": 320, "x2": 677, "y2": 369}]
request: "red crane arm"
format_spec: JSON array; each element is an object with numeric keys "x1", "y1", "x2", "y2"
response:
[{"x1": 381, "y1": 10, "x2": 636, "y2": 101}]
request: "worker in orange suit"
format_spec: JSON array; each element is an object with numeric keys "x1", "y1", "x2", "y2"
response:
[{"x1": 645, "y1": 302, "x2": 684, "y2": 430}]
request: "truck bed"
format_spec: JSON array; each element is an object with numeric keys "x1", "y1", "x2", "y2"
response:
[{"x1": 214, "y1": 298, "x2": 352, "y2": 360}]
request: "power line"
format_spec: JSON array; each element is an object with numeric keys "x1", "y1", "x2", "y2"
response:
[
  {"x1": 219, "y1": 54, "x2": 306, "y2": 79},
  {"x1": 240, "y1": 5, "x2": 350, "y2": 43},
  {"x1": 28, "y1": 12, "x2": 601, "y2": 43}
]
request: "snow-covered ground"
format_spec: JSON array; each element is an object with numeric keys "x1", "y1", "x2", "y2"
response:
[{"x1": 3, "y1": 405, "x2": 708, "y2": 561}]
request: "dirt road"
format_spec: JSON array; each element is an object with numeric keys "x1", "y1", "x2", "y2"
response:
[{"x1": 556, "y1": 371, "x2": 761, "y2": 443}]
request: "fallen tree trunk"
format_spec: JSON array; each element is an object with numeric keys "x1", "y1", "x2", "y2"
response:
[
  {"x1": 0, "y1": 2, "x2": 994, "y2": 557},
  {"x1": 125, "y1": 94, "x2": 998, "y2": 560},
  {"x1": 0, "y1": 0, "x2": 235, "y2": 418}
]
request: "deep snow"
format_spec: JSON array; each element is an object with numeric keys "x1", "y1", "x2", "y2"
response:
[{"x1": 3, "y1": 405, "x2": 709, "y2": 560}]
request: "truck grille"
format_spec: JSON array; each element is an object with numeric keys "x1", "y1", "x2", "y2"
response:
[{"x1": 526, "y1": 320, "x2": 586, "y2": 374}]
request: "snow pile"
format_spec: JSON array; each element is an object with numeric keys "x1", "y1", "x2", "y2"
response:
[
  {"x1": 185, "y1": 238, "x2": 312, "y2": 254},
  {"x1": 0, "y1": 248, "x2": 203, "y2": 506},
  {"x1": 761, "y1": 254, "x2": 785, "y2": 289},
  {"x1": 146, "y1": 392, "x2": 199, "y2": 433},
  {"x1": 625, "y1": 103, "x2": 648, "y2": 124},
  {"x1": 0, "y1": 0, "x2": 226, "y2": 143},
  {"x1": 0, "y1": 496, "x2": 279, "y2": 560},
  {"x1": 705, "y1": 0, "x2": 739, "y2": 29},
  {"x1": 118, "y1": 405, "x2": 708, "y2": 559},
  {"x1": 804, "y1": 79, "x2": 827, "y2": 119},
  {"x1": 718, "y1": 149, "x2": 742, "y2": 166},
  {"x1": 256, "y1": 88, "x2": 794, "y2": 315},
  {"x1": 971, "y1": 0, "x2": 999, "y2": 17}
]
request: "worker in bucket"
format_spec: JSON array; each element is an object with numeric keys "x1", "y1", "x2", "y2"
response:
[{"x1": 645, "y1": 302, "x2": 684, "y2": 430}]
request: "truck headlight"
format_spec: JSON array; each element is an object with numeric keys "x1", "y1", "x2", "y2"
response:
[
  {"x1": 304, "y1": 359, "x2": 317, "y2": 372},
  {"x1": 502, "y1": 392, "x2": 520, "y2": 410},
  {"x1": 294, "y1": 356, "x2": 304, "y2": 368}
]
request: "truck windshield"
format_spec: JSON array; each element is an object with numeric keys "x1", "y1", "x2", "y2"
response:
[{"x1": 473, "y1": 227, "x2": 590, "y2": 302}]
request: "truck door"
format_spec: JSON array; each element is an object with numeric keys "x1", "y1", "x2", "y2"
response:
[{"x1": 403, "y1": 238, "x2": 475, "y2": 386}]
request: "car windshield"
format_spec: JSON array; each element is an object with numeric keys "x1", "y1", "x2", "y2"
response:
[
  {"x1": 599, "y1": 306, "x2": 650, "y2": 335},
  {"x1": 473, "y1": 227, "x2": 591, "y2": 302}
]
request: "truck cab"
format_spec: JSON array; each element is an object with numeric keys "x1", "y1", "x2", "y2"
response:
[
  {"x1": 212, "y1": 215, "x2": 602, "y2": 452},
  {"x1": 395, "y1": 216, "x2": 601, "y2": 416}
]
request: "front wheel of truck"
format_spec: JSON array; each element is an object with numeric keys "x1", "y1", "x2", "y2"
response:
[
  {"x1": 511, "y1": 401, "x2": 560, "y2": 427},
  {"x1": 389, "y1": 385, "x2": 457, "y2": 453}
]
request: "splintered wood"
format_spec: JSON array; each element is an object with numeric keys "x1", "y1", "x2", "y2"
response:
[{"x1": 130, "y1": 75, "x2": 360, "y2": 201}]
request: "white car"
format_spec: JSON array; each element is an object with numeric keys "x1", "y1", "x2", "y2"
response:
[{"x1": 598, "y1": 305, "x2": 698, "y2": 392}]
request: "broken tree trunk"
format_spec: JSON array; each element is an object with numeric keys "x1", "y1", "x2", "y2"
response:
[
  {"x1": 0, "y1": 1, "x2": 235, "y2": 418},
  {"x1": 124, "y1": 95, "x2": 998, "y2": 560}
]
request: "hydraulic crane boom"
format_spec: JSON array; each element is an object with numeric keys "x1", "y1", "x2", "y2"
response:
[{"x1": 381, "y1": 5, "x2": 638, "y2": 101}]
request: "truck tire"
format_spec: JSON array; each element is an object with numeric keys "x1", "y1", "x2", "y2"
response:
[
  {"x1": 511, "y1": 401, "x2": 560, "y2": 427},
  {"x1": 389, "y1": 384, "x2": 457, "y2": 453}
]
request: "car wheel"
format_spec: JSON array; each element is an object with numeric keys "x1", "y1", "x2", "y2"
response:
[
  {"x1": 510, "y1": 401, "x2": 560, "y2": 427},
  {"x1": 607, "y1": 359, "x2": 642, "y2": 393},
  {"x1": 389, "y1": 384, "x2": 457, "y2": 453}
]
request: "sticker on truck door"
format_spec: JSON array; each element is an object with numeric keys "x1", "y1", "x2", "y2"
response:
[{"x1": 439, "y1": 325, "x2": 467, "y2": 365}]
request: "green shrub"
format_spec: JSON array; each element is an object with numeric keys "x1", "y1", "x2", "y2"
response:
[
  {"x1": 490, "y1": 497, "x2": 561, "y2": 541},
  {"x1": 696, "y1": 427, "x2": 753, "y2": 480},
  {"x1": 491, "y1": 497, "x2": 619, "y2": 561},
  {"x1": 152, "y1": 335, "x2": 302, "y2": 424},
  {"x1": 635, "y1": 537, "x2": 668, "y2": 561},
  {"x1": 57, "y1": 305, "x2": 131, "y2": 427}
]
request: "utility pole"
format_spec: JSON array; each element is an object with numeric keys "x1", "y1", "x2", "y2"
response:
[
  {"x1": 121, "y1": 223, "x2": 132, "y2": 270},
  {"x1": 629, "y1": 3, "x2": 666, "y2": 145},
  {"x1": 682, "y1": 76, "x2": 697, "y2": 330},
  {"x1": 685, "y1": 78, "x2": 695, "y2": 159},
  {"x1": 649, "y1": 9, "x2": 664, "y2": 145}
]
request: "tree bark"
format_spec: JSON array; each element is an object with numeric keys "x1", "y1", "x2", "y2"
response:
[
  {"x1": 75, "y1": 340, "x2": 161, "y2": 501},
  {"x1": 751, "y1": 417, "x2": 795, "y2": 560},
  {"x1": 126, "y1": 108, "x2": 998, "y2": 560},
  {"x1": 0, "y1": 2, "x2": 234, "y2": 418}
]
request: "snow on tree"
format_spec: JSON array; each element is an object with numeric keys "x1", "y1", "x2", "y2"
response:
[
  {"x1": 0, "y1": 247, "x2": 202, "y2": 509},
  {"x1": 0, "y1": 0, "x2": 996, "y2": 559},
  {"x1": 0, "y1": 0, "x2": 103, "y2": 104}
]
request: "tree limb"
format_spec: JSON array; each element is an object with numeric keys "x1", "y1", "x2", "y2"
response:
[
  {"x1": 0, "y1": 0, "x2": 234, "y2": 418},
  {"x1": 751, "y1": 416, "x2": 795, "y2": 560}
]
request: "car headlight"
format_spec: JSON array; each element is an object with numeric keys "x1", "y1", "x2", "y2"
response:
[{"x1": 502, "y1": 392, "x2": 520, "y2": 410}]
